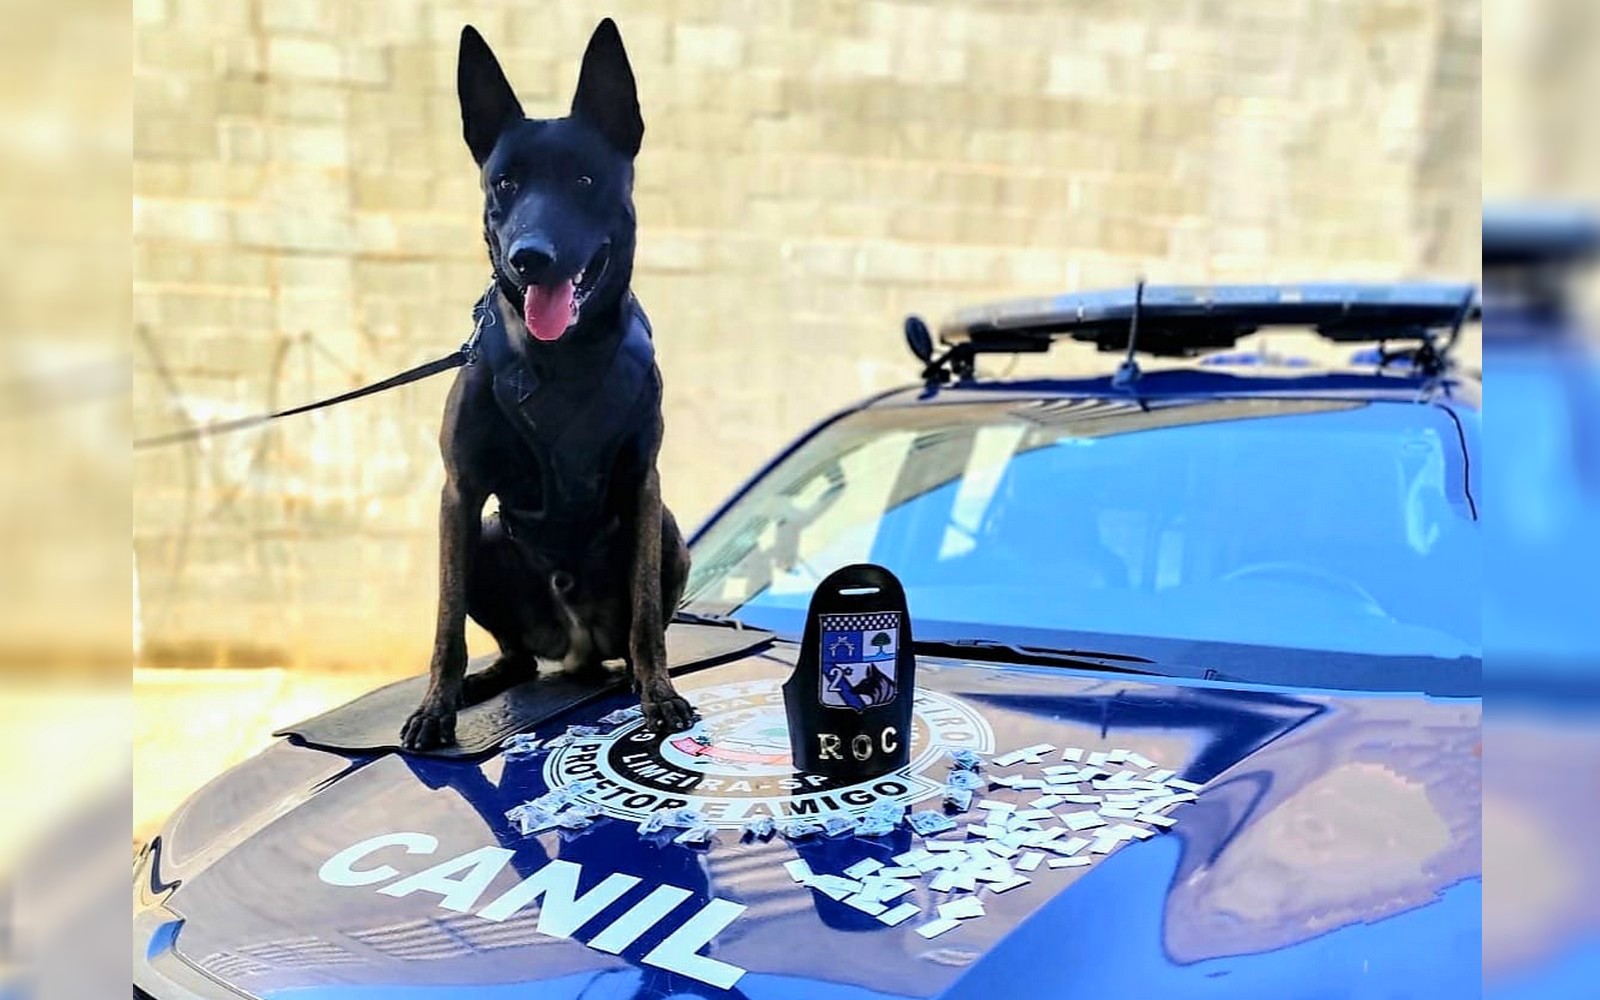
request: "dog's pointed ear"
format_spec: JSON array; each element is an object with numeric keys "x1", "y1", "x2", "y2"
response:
[
  {"x1": 458, "y1": 25, "x2": 524, "y2": 165},
  {"x1": 571, "y1": 18, "x2": 643, "y2": 157}
]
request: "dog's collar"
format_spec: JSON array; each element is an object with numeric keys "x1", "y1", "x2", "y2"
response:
[{"x1": 492, "y1": 272, "x2": 522, "y2": 311}]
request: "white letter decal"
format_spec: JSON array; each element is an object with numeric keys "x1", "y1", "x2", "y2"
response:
[
  {"x1": 377, "y1": 845, "x2": 514, "y2": 913},
  {"x1": 641, "y1": 898, "x2": 748, "y2": 990},
  {"x1": 318, "y1": 832, "x2": 437, "y2": 888},
  {"x1": 476, "y1": 859, "x2": 640, "y2": 936},
  {"x1": 587, "y1": 884, "x2": 693, "y2": 954}
]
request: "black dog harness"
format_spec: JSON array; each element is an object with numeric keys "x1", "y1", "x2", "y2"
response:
[{"x1": 473, "y1": 288, "x2": 659, "y2": 567}]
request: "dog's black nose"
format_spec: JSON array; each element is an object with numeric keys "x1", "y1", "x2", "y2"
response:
[{"x1": 507, "y1": 237, "x2": 556, "y2": 281}]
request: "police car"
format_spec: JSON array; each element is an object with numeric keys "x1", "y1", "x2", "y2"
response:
[{"x1": 134, "y1": 282, "x2": 1482, "y2": 999}]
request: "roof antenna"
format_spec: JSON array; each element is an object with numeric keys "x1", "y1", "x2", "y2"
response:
[
  {"x1": 1441, "y1": 284, "x2": 1477, "y2": 358},
  {"x1": 1113, "y1": 277, "x2": 1146, "y2": 389},
  {"x1": 1391, "y1": 285, "x2": 1476, "y2": 376},
  {"x1": 1415, "y1": 285, "x2": 1477, "y2": 376}
]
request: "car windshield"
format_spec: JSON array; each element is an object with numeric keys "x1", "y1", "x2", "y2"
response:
[{"x1": 684, "y1": 396, "x2": 1481, "y2": 670}]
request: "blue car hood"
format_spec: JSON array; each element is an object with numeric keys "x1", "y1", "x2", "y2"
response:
[{"x1": 140, "y1": 646, "x2": 1481, "y2": 1000}]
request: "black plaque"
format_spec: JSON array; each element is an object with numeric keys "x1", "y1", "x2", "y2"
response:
[{"x1": 783, "y1": 564, "x2": 916, "y2": 780}]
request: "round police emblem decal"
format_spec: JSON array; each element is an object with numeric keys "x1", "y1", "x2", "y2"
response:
[{"x1": 544, "y1": 677, "x2": 994, "y2": 829}]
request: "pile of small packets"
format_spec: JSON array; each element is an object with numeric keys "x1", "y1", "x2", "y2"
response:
[
  {"x1": 498, "y1": 711, "x2": 642, "y2": 833},
  {"x1": 499, "y1": 721, "x2": 1204, "y2": 941},
  {"x1": 768, "y1": 743, "x2": 1203, "y2": 939},
  {"x1": 637, "y1": 806, "x2": 718, "y2": 846},
  {"x1": 501, "y1": 708, "x2": 644, "y2": 761},
  {"x1": 734, "y1": 798, "x2": 912, "y2": 842},
  {"x1": 504, "y1": 779, "x2": 603, "y2": 835}
]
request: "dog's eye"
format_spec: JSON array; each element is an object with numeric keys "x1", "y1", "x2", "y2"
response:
[
  {"x1": 575, "y1": 175, "x2": 593, "y2": 189},
  {"x1": 494, "y1": 176, "x2": 516, "y2": 195}
]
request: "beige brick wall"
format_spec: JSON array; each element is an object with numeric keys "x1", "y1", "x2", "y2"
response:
[{"x1": 133, "y1": 0, "x2": 1481, "y2": 670}]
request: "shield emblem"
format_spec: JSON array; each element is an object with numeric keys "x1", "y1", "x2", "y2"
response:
[
  {"x1": 818, "y1": 612, "x2": 901, "y2": 713},
  {"x1": 784, "y1": 563, "x2": 915, "y2": 779}
]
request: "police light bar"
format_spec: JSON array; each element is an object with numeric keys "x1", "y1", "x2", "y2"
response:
[{"x1": 938, "y1": 282, "x2": 1480, "y2": 359}]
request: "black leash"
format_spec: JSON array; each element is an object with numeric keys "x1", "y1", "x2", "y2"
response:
[{"x1": 133, "y1": 288, "x2": 493, "y2": 451}]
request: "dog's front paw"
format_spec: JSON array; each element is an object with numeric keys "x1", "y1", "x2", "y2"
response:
[
  {"x1": 401, "y1": 696, "x2": 459, "y2": 750},
  {"x1": 640, "y1": 684, "x2": 697, "y2": 733}
]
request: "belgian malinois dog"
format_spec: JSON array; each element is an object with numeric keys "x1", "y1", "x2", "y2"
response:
[{"x1": 402, "y1": 20, "x2": 695, "y2": 749}]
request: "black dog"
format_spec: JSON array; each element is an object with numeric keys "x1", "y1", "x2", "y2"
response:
[{"x1": 401, "y1": 20, "x2": 695, "y2": 749}]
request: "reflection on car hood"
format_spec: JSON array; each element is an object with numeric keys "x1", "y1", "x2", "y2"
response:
[{"x1": 139, "y1": 644, "x2": 1481, "y2": 999}]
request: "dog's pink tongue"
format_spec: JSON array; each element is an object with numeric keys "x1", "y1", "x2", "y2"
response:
[{"x1": 523, "y1": 281, "x2": 576, "y2": 342}]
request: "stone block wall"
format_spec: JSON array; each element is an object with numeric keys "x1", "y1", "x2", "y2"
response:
[{"x1": 133, "y1": 0, "x2": 1480, "y2": 668}]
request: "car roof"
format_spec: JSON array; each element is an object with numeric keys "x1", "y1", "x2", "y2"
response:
[{"x1": 866, "y1": 353, "x2": 1480, "y2": 413}]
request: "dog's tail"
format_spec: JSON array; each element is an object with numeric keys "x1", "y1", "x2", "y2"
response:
[{"x1": 549, "y1": 570, "x2": 593, "y2": 670}]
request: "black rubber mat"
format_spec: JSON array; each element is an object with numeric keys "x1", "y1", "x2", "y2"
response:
[{"x1": 274, "y1": 623, "x2": 773, "y2": 757}]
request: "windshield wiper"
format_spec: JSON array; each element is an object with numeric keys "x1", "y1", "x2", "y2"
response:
[
  {"x1": 672, "y1": 609, "x2": 753, "y2": 630},
  {"x1": 674, "y1": 616, "x2": 1218, "y2": 680},
  {"x1": 914, "y1": 638, "x2": 1215, "y2": 679}
]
